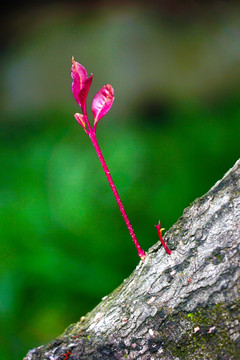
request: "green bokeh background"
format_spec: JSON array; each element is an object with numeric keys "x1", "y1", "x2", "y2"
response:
[{"x1": 0, "y1": 2, "x2": 240, "y2": 359}]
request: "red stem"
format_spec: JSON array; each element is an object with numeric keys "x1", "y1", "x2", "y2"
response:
[
  {"x1": 88, "y1": 130, "x2": 146, "y2": 261},
  {"x1": 155, "y1": 221, "x2": 172, "y2": 255}
]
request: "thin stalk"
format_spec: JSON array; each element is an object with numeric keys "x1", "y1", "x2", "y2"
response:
[
  {"x1": 88, "y1": 129, "x2": 146, "y2": 261},
  {"x1": 155, "y1": 221, "x2": 171, "y2": 255}
]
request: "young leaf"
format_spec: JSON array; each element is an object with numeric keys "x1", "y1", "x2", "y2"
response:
[
  {"x1": 71, "y1": 58, "x2": 93, "y2": 115},
  {"x1": 91, "y1": 84, "x2": 114, "y2": 125},
  {"x1": 78, "y1": 75, "x2": 93, "y2": 115},
  {"x1": 71, "y1": 58, "x2": 88, "y2": 107},
  {"x1": 74, "y1": 113, "x2": 85, "y2": 127},
  {"x1": 74, "y1": 113, "x2": 88, "y2": 133}
]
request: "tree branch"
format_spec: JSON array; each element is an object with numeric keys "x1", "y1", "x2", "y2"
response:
[{"x1": 25, "y1": 159, "x2": 240, "y2": 360}]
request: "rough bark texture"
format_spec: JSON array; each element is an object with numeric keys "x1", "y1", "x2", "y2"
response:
[{"x1": 25, "y1": 159, "x2": 240, "y2": 360}]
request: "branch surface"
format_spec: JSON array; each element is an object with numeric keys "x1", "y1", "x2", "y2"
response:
[{"x1": 25, "y1": 159, "x2": 240, "y2": 360}]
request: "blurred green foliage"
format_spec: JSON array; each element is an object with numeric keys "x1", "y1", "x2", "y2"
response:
[{"x1": 0, "y1": 2, "x2": 240, "y2": 359}]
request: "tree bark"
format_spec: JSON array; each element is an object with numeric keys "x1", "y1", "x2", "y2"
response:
[{"x1": 24, "y1": 159, "x2": 240, "y2": 360}]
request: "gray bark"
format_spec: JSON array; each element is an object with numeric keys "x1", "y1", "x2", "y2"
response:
[{"x1": 24, "y1": 159, "x2": 240, "y2": 360}]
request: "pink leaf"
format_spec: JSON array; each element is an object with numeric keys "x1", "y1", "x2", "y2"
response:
[
  {"x1": 78, "y1": 75, "x2": 93, "y2": 115},
  {"x1": 91, "y1": 84, "x2": 114, "y2": 125},
  {"x1": 74, "y1": 113, "x2": 88, "y2": 133},
  {"x1": 71, "y1": 58, "x2": 87, "y2": 107},
  {"x1": 74, "y1": 113, "x2": 85, "y2": 127},
  {"x1": 71, "y1": 58, "x2": 92, "y2": 114}
]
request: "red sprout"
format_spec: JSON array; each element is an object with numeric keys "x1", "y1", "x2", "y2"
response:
[
  {"x1": 71, "y1": 58, "x2": 146, "y2": 261},
  {"x1": 56, "y1": 350, "x2": 71, "y2": 360},
  {"x1": 155, "y1": 221, "x2": 172, "y2": 255}
]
